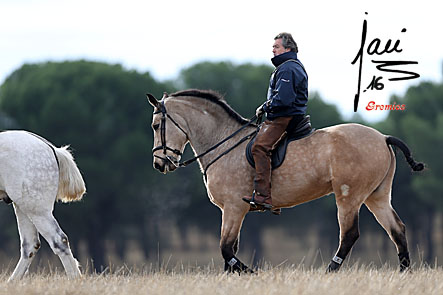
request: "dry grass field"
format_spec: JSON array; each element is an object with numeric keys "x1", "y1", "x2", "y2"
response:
[{"x1": 1, "y1": 264, "x2": 442, "y2": 295}]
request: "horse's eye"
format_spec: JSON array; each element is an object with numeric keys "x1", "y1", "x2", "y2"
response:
[{"x1": 152, "y1": 124, "x2": 160, "y2": 131}]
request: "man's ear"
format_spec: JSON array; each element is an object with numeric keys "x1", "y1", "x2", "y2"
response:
[{"x1": 146, "y1": 93, "x2": 160, "y2": 108}]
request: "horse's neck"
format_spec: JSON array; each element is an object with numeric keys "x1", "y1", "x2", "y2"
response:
[
  {"x1": 186, "y1": 110, "x2": 242, "y2": 152},
  {"x1": 173, "y1": 100, "x2": 249, "y2": 169}
]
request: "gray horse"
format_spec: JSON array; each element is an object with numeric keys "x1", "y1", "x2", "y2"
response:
[{"x1": 1, "y1": 131, "x2": 85, "y2": 281}]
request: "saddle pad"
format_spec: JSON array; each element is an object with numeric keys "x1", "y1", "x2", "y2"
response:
[{"x1": 245, "y1": 127, "x2": 315, "y2": 170}]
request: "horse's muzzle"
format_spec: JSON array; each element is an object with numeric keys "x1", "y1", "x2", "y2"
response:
[
  {"x1": 153, "y1": 157, "x2": 178, "y2": 174},
  {"x1": 153, "y1": 161, "x2": 164, "y2": 172}
]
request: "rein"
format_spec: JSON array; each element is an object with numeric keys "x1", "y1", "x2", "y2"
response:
[{"x1": 152, "y1": 101, "x2": 261, "y2": 178}]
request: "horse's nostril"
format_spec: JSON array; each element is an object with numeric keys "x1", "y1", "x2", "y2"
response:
[{"x1": 154, "y1": 162, "x2": 161, "y2": 170}]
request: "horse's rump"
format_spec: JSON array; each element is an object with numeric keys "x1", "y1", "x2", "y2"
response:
[
  {"x1": 0, "y1": 131, "x2": 86, "y2": 203},
  {"x1": 269, "y1": 124, "x2": 394, "y2": 206}
]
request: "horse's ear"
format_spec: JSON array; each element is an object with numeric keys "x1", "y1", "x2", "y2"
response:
[{"x1": 146, "y1": 93, "x2": 160, "y2": 108}]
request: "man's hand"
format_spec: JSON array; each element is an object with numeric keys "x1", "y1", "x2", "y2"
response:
[{"x1": 256, "y1": 104, "x2": 265, "y2": 117}]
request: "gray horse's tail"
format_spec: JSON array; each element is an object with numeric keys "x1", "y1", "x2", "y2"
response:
[
  {"x1": 54, "y1": 146, "x2": 86, "y2": 202},
  {"x1": 386, "y1": 136, "x2": 425, "y2": 172}
]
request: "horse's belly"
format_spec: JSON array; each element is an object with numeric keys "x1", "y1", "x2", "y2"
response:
[
  {"x1": 270, "y1": 148, "x2": 332, "y2": 207},
  {"x1": 271, "y1": 175, "x2": 331, "y2": 207}
]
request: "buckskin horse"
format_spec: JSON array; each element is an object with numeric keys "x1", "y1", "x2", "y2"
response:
[
  {"x1": 0, "y1": 131, "x2": 85, "y2": 281},
  {"x1": 147, "y1": 89, "x2": 424, "y2": 273}
]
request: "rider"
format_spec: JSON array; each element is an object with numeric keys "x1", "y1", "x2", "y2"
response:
[{"x1": 243, "y1": 32, "x2": 308, "y2": 210}]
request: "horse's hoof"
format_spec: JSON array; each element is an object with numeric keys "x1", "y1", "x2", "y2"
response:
[
  {"x1": 245, "y1": 268, "x2": 255, "y2": 274},
  {"x1": 237, "y1": 266, "x2": 254, "y2": 275},
  {"x1": 326, "y1": 261, "x2": 341, "y2": 273}
]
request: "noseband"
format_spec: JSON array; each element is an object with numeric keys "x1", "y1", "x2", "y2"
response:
[{"x1": 152, "y1": 101, "x2": 189, "y2": 167}]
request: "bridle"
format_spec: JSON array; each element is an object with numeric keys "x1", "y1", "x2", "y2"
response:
[
  {"x1": 151, "y1": 100, "x2": 261, "y2": 178},
  {"x1": 152, "y1": 101, "x2": 188, "y2": 167}
]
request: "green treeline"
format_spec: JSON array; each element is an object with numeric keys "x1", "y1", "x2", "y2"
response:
[{"x1": 0, "y1": 60, "x2": 441, "y2": 269}]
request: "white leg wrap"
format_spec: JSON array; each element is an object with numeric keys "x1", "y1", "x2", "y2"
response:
[
  {"x1": 228, "y1": 257, "x2": 238, "y2": 267},
  {"x1": 332, "y1": 255, "x2": 343, "y2": 264}
]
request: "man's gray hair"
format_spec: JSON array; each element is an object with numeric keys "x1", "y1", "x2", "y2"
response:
[{"x1": 275, "y1": 32, "x2": 298, "y2": 53}]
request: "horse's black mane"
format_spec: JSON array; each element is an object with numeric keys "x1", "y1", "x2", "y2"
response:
[{"x1": 169, "y1": 89, "x2": 250, "y2": 125}]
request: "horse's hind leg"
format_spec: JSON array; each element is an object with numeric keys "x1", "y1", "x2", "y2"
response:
[
  {"x1": 365, "y1": 199, "x2": 409, "y2": 271},
  {"x1": 28, "y1": 212, "x2": 81, "y2": 278},
  {"x1": 364, "y1": 150, "x2": 410, "y2": 271},
  {"x1": 327, "y1": 199, "x2": 361, "y2": 272},
  {"x1": 365, "y1": 191, "x2": 410, "y2": 271},
  {"x1": 8, "y1": 205, "x2": 41, "y2": 281}
]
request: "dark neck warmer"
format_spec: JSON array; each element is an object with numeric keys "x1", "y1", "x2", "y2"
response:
[{"x1": 271, "y1": 51, "x2": 298, "y2": 67}]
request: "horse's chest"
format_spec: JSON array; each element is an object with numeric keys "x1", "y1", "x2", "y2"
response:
[
  {"x1": 205, "y1": 187, "x2": 223, "y2": 208},
  {"x1": 205, "y1": 167, "x2": 253, "y2": 208}
]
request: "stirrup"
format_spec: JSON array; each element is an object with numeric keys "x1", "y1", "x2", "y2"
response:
[
  {"x1": 249, "y1": 191, "x2": 257, "y2": 208},
  {"x1": 250, "y1": 201, "x2": 272, "y2": 210},
  {"x1": 271, "y1": 208, "x2": 281, "y2": 215},
  {"x1": 247, "y1": 191, "x2": 272, "y2": 210}
]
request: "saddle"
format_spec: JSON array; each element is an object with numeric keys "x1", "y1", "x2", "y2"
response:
[{"x1": 246, "y1": 115, "x2": 315, "y2": 169}]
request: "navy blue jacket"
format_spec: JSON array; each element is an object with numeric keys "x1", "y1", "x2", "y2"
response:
[{"x1": 263, "y1": 51, "x2": 308, "y2": 119}]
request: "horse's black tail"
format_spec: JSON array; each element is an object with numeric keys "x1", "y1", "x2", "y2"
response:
[{"x1": 386, "y1": 136, "x2": 425, "y2": 172}]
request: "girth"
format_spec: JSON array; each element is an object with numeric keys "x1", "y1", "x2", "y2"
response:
[
  {"x1": 2, "y1": 195, "x2": 12, "y2": 204},
  {"x1": 245, "y1": 115, "x2": 315, "y2": 169}
]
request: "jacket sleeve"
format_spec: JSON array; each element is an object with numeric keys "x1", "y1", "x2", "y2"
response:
[{"x1": 264, "y1": 70, "x2": 297, "y2": 114}]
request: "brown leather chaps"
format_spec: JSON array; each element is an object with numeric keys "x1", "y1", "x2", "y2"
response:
[{"x1": 251, "y1": 116, "x2": 293, "y2": 198}]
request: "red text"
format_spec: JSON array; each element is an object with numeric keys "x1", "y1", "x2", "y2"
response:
[{"x1": 366, "y1": 101, "x2": 406, "y2": 111}]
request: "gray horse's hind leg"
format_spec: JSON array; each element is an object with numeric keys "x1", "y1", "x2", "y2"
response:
[
  {"x1": 28, "y1": 212, "x2": 81, "y2": 278},
  {"x1": 8, "y1": 205, "x2": 41, "y2": 281}
]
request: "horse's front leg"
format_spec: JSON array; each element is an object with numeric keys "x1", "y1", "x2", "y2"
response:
[
  {"x1": 223, "y1": 237, "x2": 239, "y2": 272},
  {"x1": 220, "y1": 206, "x2": 253, "y2": 274}
]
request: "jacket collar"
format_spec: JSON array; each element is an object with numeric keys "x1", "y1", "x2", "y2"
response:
[{"x1": 271, "y1": 51, "x2": 298, "y2": 67}]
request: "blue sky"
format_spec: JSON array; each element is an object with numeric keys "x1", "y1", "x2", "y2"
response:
[{"x1": 1, "y1": 0, "x2": 442, "y2": 122}]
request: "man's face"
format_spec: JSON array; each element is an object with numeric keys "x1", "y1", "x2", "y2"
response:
[{"x1": 273, "y1": 38, "x2": 290, "y2": 56}]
